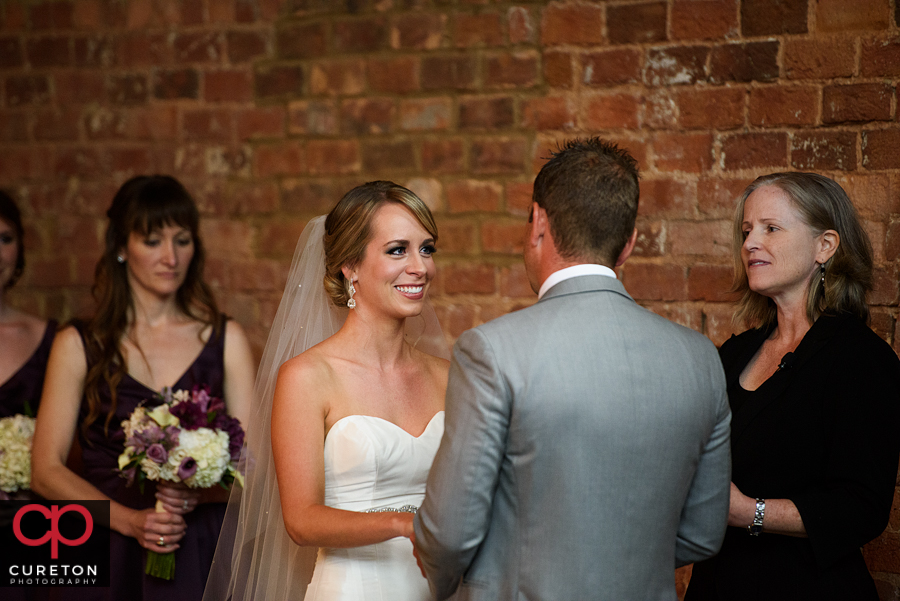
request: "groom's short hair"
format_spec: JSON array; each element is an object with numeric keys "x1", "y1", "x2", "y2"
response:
[{"x1": 533, "y1": 137, "x2": 639, "y2": 266}]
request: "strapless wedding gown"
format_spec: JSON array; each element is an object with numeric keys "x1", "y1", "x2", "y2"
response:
[{"x1": 305, "y1": 412, "x2": 444, "y2": 601}]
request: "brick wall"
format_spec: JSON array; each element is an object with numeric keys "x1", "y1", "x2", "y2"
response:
[{"x1": 1, "y1": 0, "x2": 899, "y2": 597}]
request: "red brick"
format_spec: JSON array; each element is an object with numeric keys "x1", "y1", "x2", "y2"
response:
[
  {"x1": 33, "y1": 106, "x2": 81, "y2": 141},
  {"x1": 109, "y1": 146, "x2": 152, "y2": 179},
  {"x1": 671, "y1": 0, "x2": 738, "y2": 40},
  {"x1": 582, "y1": 49, "x2": 641, "y2": 86},
  {"x1": 54, "y1": 147, "x2": 104, "y2": 177},
  {"x1": 641, "y1": 90, "x2": 678, "y2": 129},
  {"x1": 437, "y1": 220, "x2": 478, "y2": 254},
  {"x1": 0, "y1": 111, "x2": 29, "y2": 142},
  {"x1": 72, "y1": 0, "x2": 103, "y2": 29},
  {"x1": 309, "y1": 59, "x2": 365, "y2": 96},
  {"x1": 670, "y1": 221, "x2": 732, "y2": 257},
  {"x1": 644, "y1": 46, "x2": 709, "y2": 87},
  {"x1": 485, "y1": 51, "x2": 538, "y2": 88},
  {"x1": 499, "y1": 264, "x2": 533, "y2": 298},
  {"x1": 443, "y1": 264, "x2": 496, "y2": 294},
  {"x1": 30, "y1": 1, "x2": 74, "y2": 30},
  {"x1": 541, "y1": 2, "x2": 604, "y2": 46},
  {"x1": 621, "y1": 262, "x2": 688, "y2": 301},
  {"x1": 522, "y1": 96, "x2": 576, "y2": 130},
  {"x1": 5, "y1": 75, "x2": 51, "y2": 106},
  {"x1": 404, "y1": 178, "x2": 443, "y2": 214},
  {"x1": 481, "y1": 220, "x2": 525, "y2": 255},
  {"x1": 454, "y1": 13, "x2": 503, "y2": 48},
  {"x1": 231, "y1": 182, "x2": 280, "y2": 215},
  {"x1": 26, "y1": 257, "x2": 71, "y2": 287},
  {"x1": 433, "y1": 304, "x2": 476, "y2": 340},
  {"x1": 676, "y1": 88, "x2": 746, "y2": 130},
  {"x1": 721, "y1": 132, "x2": 788, "y2": 171},
  {"x1": 288, "y1": 100, "x2": 338, "y2": 135},
  {"x1": 0, "y1": 37, "x2": 24, "y2": 68},
  {"x1": 254, "y1": 142, "x2": 305, "y2": 178},
  {"x1": 472, "y1": 138, "x2": 528, "y2": 174},
  {"x1": 74, "y1": 35, "x2": 114, "y2": 68},
  {"x1": 749, "y1": 86, "x2": 818, "y2": 127},
  {"x1": 368, "y1": 57, "x2": 419, "y2": 94},
  {"x1": 446, "y1": 179, "x2": 502, "y2": 213},
  {"x1": 783, "y1": 39, "x2": 856, "y2": 80},
  {"x1": 834, "y1": 173, "x2": 892, "y2": 216},
  {"x1": 422, "y1": 139, "x2": 464, "y2": 174},
  {"x1": 306, "y1": 140, "x2": 360, "y2": 175},
  {"x1": 334, "y1": 17, "x2": 386, "y2": 53},
  {"x1": 234, "y1": 0, "x2": 259, "y2": 23},
  {"x1": 204, "y1": 69, "x2": 252, "y2": 102},
  {"x1": 508, "y1": 6, "x2": 536, "y2": 44},
  {"x1": 544, "y1": 50, "x2": 573, "y2": 88},
  {"x1": 0, "y1": 149, "x2": 52, "y2": 180},
  {"x1": 152, "y1": 69, "x2": 198, "y2": 100},
  {"x1": 791, "y1": 130, "x2": 857, "y2": 171},
  {"x1": 201, "y1": 219, "x2": 254, "y2": 258},
  {"x1": 277, "y1": 22, "x2": 327, "y2": 59},
  {"x1": 390, "y1": 13, "x2": 445, "y2": 50},
  {"x1": 653, "y1": 133, "x2": 714, "y2": 173},
  {"x1": 341, "y1": 98, "x2": 394, "y2": 135},
  {"x1": 230, "y1": 258, "x2": 284, "y2": 291},
  {"x1": 703, "y1": 302, "x2": 741, "y2": 345},
  {"x1": 226, "y1": 30, "x2": 268, "y2": 63},
  {"x1": 27, "y1": 36, "x2": 72, "y2": 67},
  {"x1": 459, "y1": 96, "x2": 514, "y2": 130},
  {"x1": 584, "y1": 93, "x2": 640, "y2": 130},
  {"x1": 698, "y1": 177, "x2": 753, "y2": 217},
  {"x1": 209, "y1": 0, "x2": 236, "y2": 24},
  {"x1": 886, "y1": 221, "x2": 900, "y2": 262},
  {"x1": 421, "y1": 54, "x2": 477, "y2": 91},
  {"x1": 816, "y1": 0, "x2": 891, "y2": 32},
  {"x1": 741, "y1": 0, "x2": 808, "y2": 35},
  {"x1": 862, "y1": 129, "x2": 900, "y2": 170},
  {"x1": 638, "y1": 179, "x2": 694, "y2": 218},
  {"x1": 281, "y1": 179, "x2": 339, "y2": 214},
  {"x1": 181, "y1": 0, "x2": 204, "y2": 25},
  {"x1": 607, "y1": 2, "x2": 667, "y2": 44},
  {"x1": 632, "y1": 219, "x2": 664, "y2": 258},
  {"x1": 709, "y1": 41, "x2": 779, "y2": 83},
  {"x1": 361, "y1": 140, "x2": 415, "y2": 173},
  {"x1": 115, "y1": 32, "x2": 170, "y2": 67},
  {"x1": 688, "y1": 264, "x2": 734, "y2": 301},
  {"x1": 870, "y1": 264, "x2": 900, "y2": 305},
  {"x1": 55, "y1": 70, "x2": 105, "y2": 104},
  {"x1": 125, "y1": 0, "x2": 153, "y2": 29},
  {"x1": 236, "y1": 106, "x2": 285, "y2": 140},
  {"x1": 823, "y1": 83, "x2": 893, "y2": 124},
  {"x1": 130, "y1": 106, "x2": 179, "y2": 141},
  {"x1": 864, "y1": 219, "x2": 886, "y2": 262},
  {"x1": 175, "y1": 31, "x2": 222, "y2": 63},
  {"x1": 862, "y1": 39, "x2": 900, "y2": 77},
  {"x1": 255, "y1": 65, "x2": 304, "y2": 98},
  {"x1": 400, "y1": 98, "x2": 451, "y2": 131},
  {"x1": 183, "y1": 108, "x2": 232, "y2": 141}
]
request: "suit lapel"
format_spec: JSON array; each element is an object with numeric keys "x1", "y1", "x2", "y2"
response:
[{"x1": 731, "y1": 314, "x2": 847, "y2": 444}]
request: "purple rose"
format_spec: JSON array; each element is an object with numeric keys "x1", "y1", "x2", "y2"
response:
[
  {"x1": 146, "y1": 443, "x2": 168, "y2": 464},
  {"x1": 125, "y1": 435, "x2": 146, "y2": 454},
  {"x1": 177, "y1": 457, "x2": 197, "y2": 481},
  {"x1": 163, "y1": 426, "x2": 180, "y2": 447}
]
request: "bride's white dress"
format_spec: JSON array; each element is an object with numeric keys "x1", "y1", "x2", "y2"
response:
[{"x1": 305, "y1": 411, "x2": 445, "y2": 601}]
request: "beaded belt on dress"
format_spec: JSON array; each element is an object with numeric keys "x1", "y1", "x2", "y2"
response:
[{"x1": 365, "y1": 505, "x2": 418, "y2": 514}]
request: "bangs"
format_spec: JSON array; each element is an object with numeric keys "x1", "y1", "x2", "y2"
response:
[{"x1": 126, "y1": 180, "x2": 198, "y2": 236}]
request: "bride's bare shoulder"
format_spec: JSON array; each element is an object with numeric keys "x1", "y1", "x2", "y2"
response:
[{"x1": 277, "y1": 343, "x2": 337, "y2": 387}]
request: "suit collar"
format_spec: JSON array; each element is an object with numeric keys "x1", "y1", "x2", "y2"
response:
[{"x1": 538, "y1": 274, "x2": 634, "y2": 304}]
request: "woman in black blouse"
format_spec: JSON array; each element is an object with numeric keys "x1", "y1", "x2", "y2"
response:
[{"x1": 686, "y1": 172, "x2": 900, "y2": 600}]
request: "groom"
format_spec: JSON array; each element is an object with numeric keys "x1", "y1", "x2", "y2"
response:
[{"x1": 413, "y1": 138, "x2": 731, "y2": 600}]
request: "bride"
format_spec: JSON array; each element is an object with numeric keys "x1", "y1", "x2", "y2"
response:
[{"x1": 204, "y1": 181, "x2": 449, "y2": 601}]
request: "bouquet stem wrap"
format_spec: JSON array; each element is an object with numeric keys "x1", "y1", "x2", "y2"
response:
[{"x1": 145, "y1": 499, "x2": 176, "y2": 580}]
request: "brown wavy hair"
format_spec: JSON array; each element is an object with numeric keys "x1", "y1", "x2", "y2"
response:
[
  {"x1": 0, "y1": 189, "x2": 26, "y2": 290},
  {"x1": 82, "y1": 175, "x2": 221, "y2": 436},
  {"x1": 731, "y1": 172, "x2": 873, "y2": 329},
  {"x1": 323, "y1": 181, "x2": 438, "y2": 307}
]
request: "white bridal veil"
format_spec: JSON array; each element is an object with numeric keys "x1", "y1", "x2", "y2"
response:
[{"x1": 203, "y1": 215, "x2": 448, "y2": 601}]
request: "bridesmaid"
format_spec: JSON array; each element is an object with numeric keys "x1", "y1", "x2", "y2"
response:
[
  {"x1": 31, "y1": 175, "x2": 255, "y2": 601},
  {"x1": 0, "y1": 190, "x2": 56, "y2": 420}
]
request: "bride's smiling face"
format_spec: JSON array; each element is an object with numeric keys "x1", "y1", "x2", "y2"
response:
[{"x1": 345, "y1": 202, "x2": 436, "y2": 320}]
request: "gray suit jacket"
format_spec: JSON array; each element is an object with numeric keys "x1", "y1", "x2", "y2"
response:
[{"x1": 414, "y1": 275, "x2": 731, "y2": 601}]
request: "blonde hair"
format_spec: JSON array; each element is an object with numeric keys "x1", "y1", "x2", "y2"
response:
[
  {"x1": 731, "y1": 172, "x2": 873, "y2": 329},
  {"x1": 323, "y1": 181, "x2": 438, "y2": 307}
]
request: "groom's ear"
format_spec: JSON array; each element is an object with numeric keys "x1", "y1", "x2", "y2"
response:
[{"x1": 529, "y1": 203, "x2": 548, "y2": 248}]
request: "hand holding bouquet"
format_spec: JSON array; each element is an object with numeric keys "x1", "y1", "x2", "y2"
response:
[
  {"x1": 117, "y1": 386, "x2": 244, "y2": 579},
  {"x1": 0, "y1": 414, "x2": 36, "y2": 498}
]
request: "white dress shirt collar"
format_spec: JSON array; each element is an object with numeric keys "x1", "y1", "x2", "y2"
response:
[{"x1": 538, "y1": 264, "x2": 618, "y2": 300}]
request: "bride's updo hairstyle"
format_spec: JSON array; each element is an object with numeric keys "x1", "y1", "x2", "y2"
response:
[{"x1": 323, "y1": 181, "x2": 438, "y2": 307}]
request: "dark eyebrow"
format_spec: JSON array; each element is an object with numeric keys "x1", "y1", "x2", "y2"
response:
[{"x1": 382, "y1": 238, "x2": 435, "y2": 247}]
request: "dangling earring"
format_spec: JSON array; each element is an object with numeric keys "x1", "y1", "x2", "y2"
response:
[
  {"x1": 117, "y1": 255, "x2": 125, "y2": 264},
  {"x1": 347, "y1": 280, "x2": 357, "y2": 309},
  {"x1": 820, "y1": 263, "x2": 826, "y2": 288}
]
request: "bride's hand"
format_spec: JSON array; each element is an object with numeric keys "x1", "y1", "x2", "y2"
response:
[
  {"x1": 156, "y1": 482, "x2": 202, "y2": 515},
  {"x1": 396, "y1": 512, "x2": 415, "y2": 539}
]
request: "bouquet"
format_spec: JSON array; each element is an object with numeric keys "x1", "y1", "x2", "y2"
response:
[
  {"x1": 117, "y1": 385, "x2": 244, "y2": 580},
  {"x1": 0, "y1": 414, "x2": 36, "y2": 496}
]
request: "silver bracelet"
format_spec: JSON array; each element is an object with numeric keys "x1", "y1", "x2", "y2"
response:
[
  {"x1": 365, "y1": 504, "x2": 418, "y2": 514},
  {"x1": 748, "y1": 498, "x2": 765, "y2": 536}
]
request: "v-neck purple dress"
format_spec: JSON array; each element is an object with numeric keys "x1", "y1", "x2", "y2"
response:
[
  {"x1": 53, "y1": 321, "x2": 229, "y2": 601},
  {"x1": 0, "y1": 320, "x2": 57, "y2": 418}
]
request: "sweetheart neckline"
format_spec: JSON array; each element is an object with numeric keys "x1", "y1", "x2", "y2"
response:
[{"x1": 325, "y1": 411, "x2": 444, "y2": 443}]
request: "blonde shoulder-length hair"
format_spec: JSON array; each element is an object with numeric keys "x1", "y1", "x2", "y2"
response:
[{"x1": 731, "y1": 172, "x2": 873, "y2": 329}]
